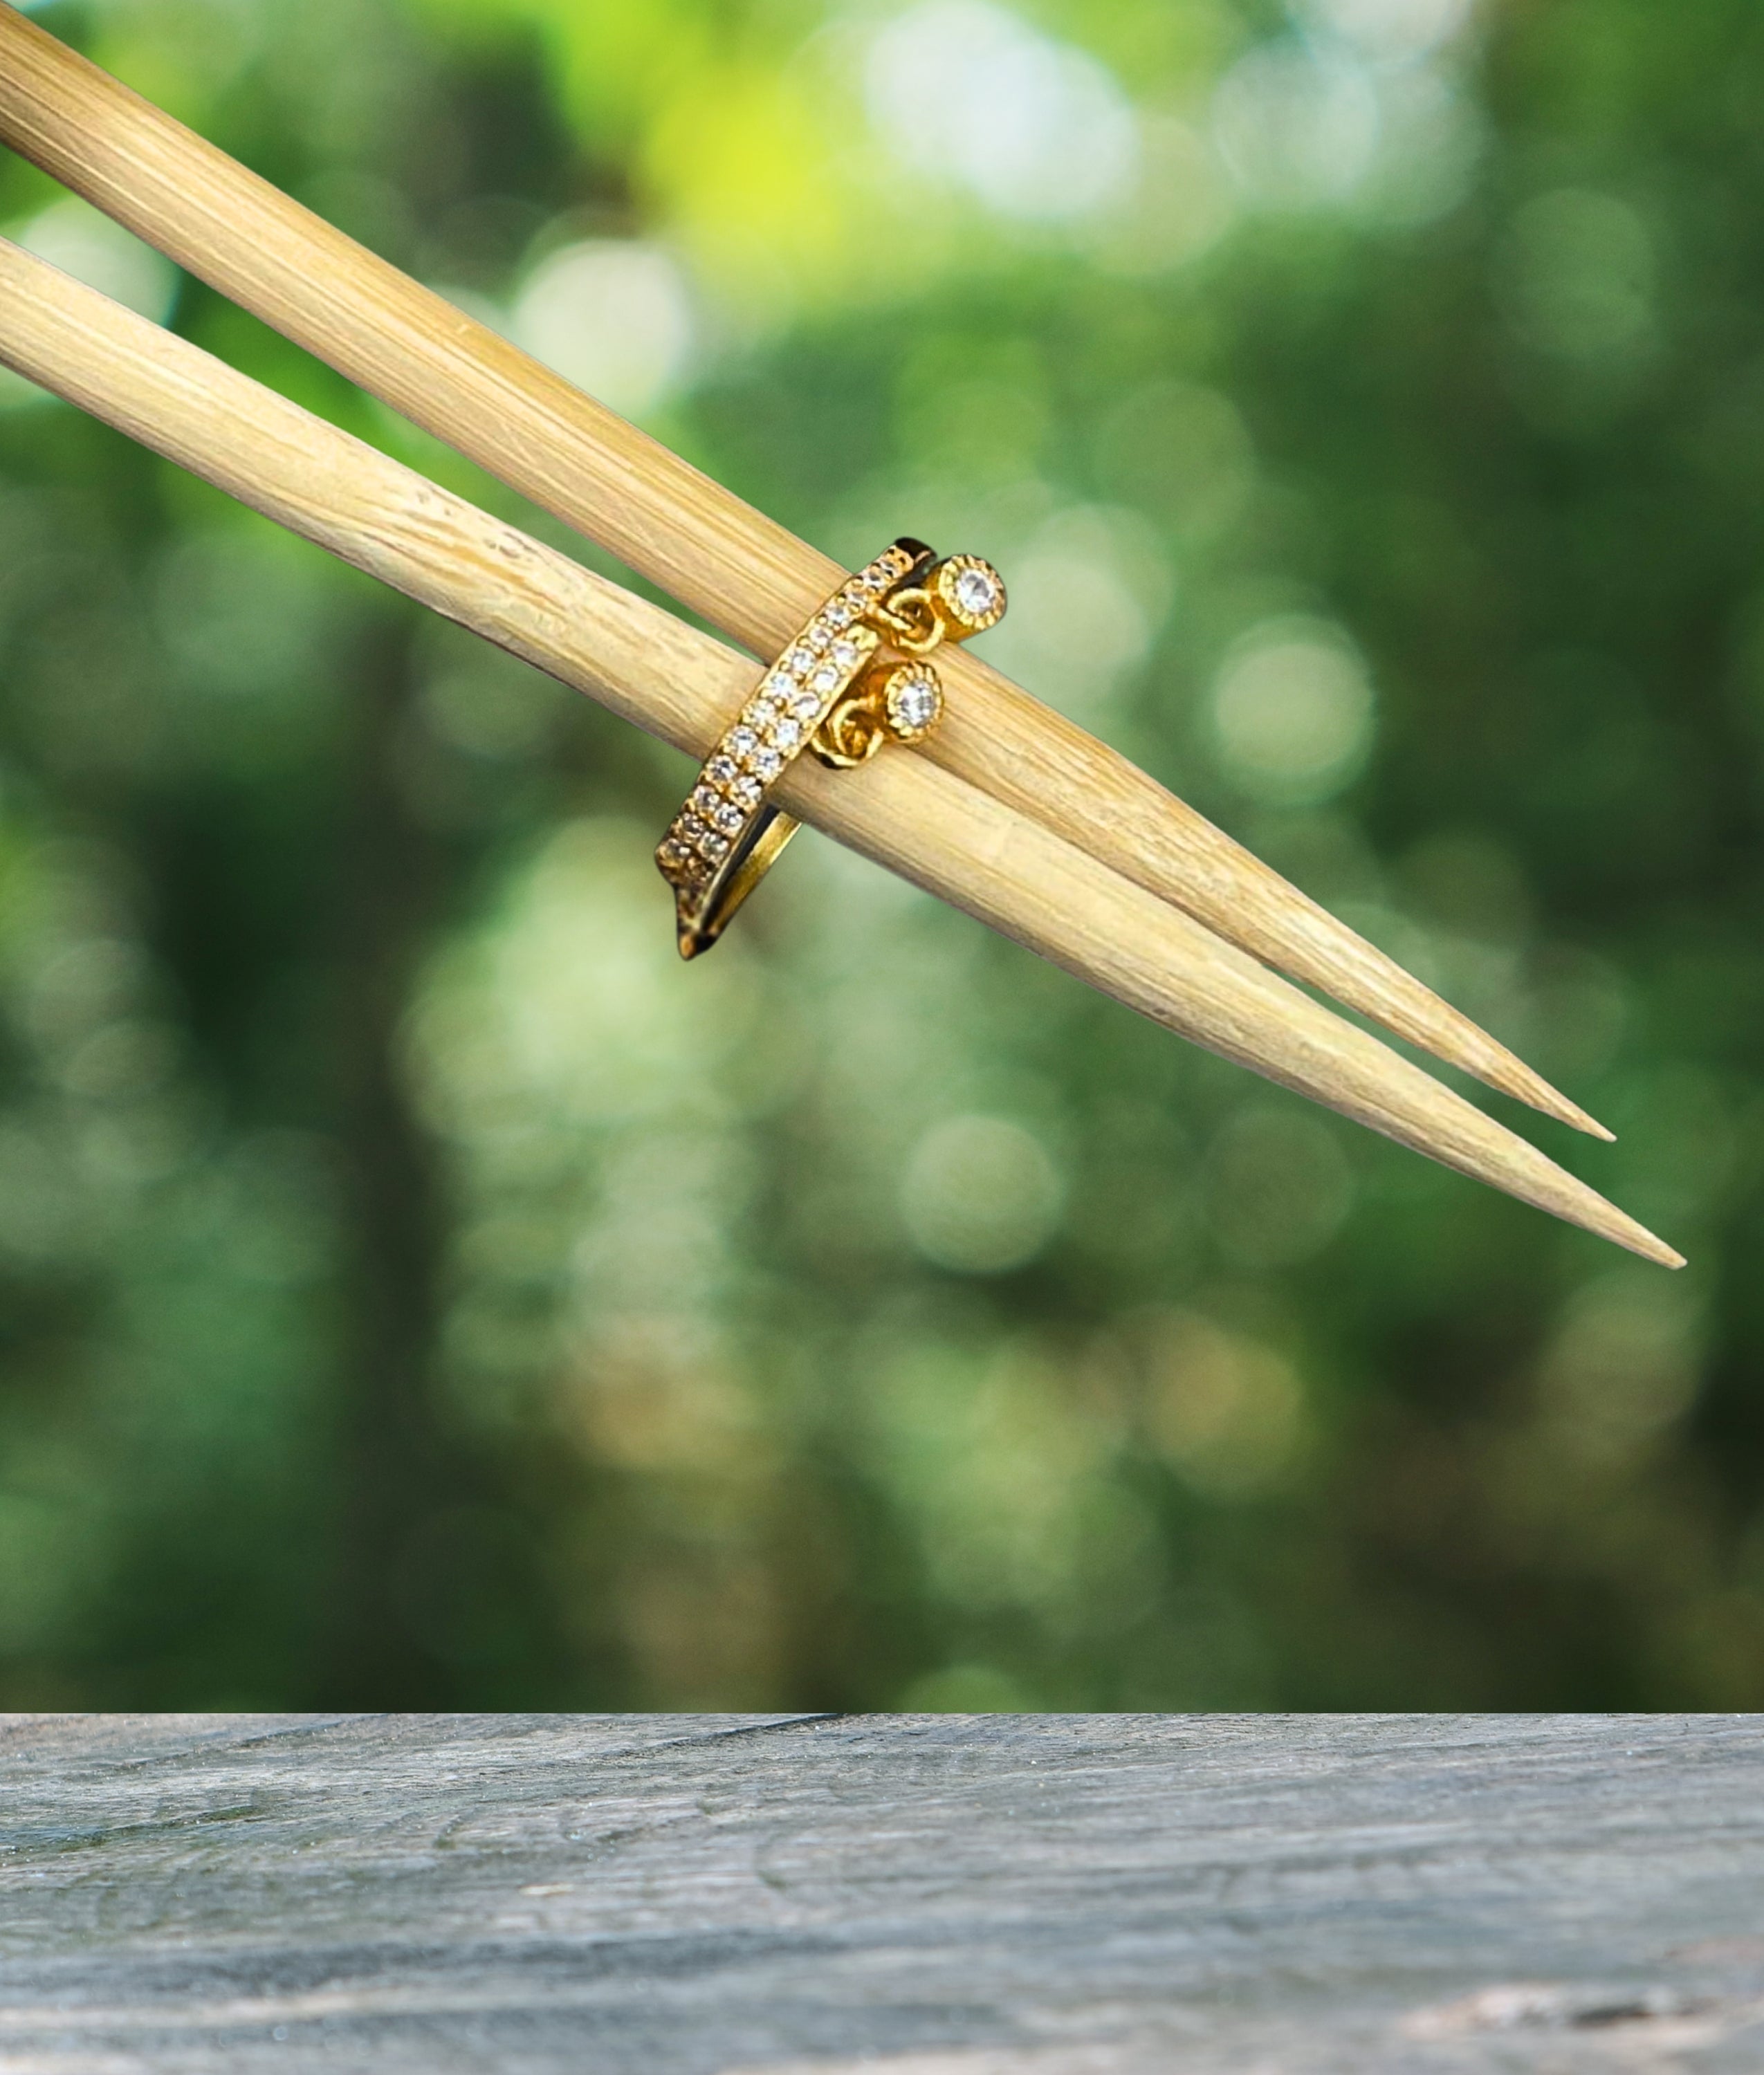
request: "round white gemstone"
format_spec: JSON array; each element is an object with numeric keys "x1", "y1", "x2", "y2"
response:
[
  {"x1": 830, "y1": 640, "x2": 859, "y2": 670},
  {"x1": 772, "y1": 717, "x2": 803, "y2": 751},
  {"x1": 953, "y1": 566, "x2": 999, "y2": 620},
  {"x1": 731, "y1": 773, "x2": 762, "y2": 809},
  {"x1": 714, "y1": 801, "x2": 744, "y2": 836},
  {"x1": 791, "y1": 688, "x2": 823, "y2": 720},
  {"x1": 707, "y1": 755, "x2": 737, "y2": 786},
  {"x1": 753, "y1": 746, "x2": 783, "y2": 781},
  {"x1": 701, "y1": 831, "x2": 731, "y2": 862},
  {"x1": 787, "y1": 646, "x2": 815, "y2": 676},
  {"x1": 811, "y1": 664, "x2": 840, "y2": 694},
  {"x1": 764, "y1": 670, "x2": 794, "y2": 699},
  {"x1": 826, "y1": 602, "x2": 852, "y2": 629},
  {"x1": 728, "y1": 726, "x2": 757, "y2": 759},
  {"x1": 889, "y1": 672, "x2": 941, "y2": 735}
]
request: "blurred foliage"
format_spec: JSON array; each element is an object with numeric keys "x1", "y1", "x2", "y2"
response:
[{"x1": 0, "y1": 0, "x2": 1761, "y2": 1710}]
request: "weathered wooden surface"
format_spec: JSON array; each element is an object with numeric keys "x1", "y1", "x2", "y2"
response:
[{"x1": 1, "y1": 1715, "x2": 1760, "y2": 2072}]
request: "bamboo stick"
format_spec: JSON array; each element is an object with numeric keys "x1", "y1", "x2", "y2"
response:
[
  {"x1": 0, "y1": 237, "x2": 1680, "y2": 1266},
  {"x1": 0, "y1": 0, "x2": 1610, "y2": 1142}
]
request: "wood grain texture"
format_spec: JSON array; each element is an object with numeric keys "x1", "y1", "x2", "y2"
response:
[
  {"x1": 0, "y1": 0, "x2": 1612, "y2": 1142},
  {"x1": 0, "y1": 234, "x2": 1681, "y2": 1266},
  {"x1": 1, "y1": 1713, "x2": 1761, "y2": 2073}
]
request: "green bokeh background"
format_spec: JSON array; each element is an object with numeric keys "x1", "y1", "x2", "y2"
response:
[{"x1": 0, "y1": 0, "x2": 1759, "y2": 1710}]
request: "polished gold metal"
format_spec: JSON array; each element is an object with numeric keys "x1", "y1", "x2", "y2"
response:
[{"x1": 656, "y1": 537, "x2": 1007, "y2": 957}]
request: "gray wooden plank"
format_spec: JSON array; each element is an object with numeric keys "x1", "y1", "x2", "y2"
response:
[{"x1": 0, "y1": 1713, "x2": 1760, "y2": 2072}]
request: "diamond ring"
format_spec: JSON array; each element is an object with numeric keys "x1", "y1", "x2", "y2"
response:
[{"x1": 655, "y1": 537, "x2": 1007, "y2": 958}]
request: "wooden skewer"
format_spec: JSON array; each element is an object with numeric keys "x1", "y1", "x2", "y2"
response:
[
  {"x1": 0, "y1": 0, "x2": 1610, "y2": 1143},
  {"x1": 0, "y1": 238, "x2": 1680, "y2": 1267}
]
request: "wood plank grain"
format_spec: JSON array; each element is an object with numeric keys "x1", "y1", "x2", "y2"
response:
[{"x1": 0, "y1": 1715, "x2": 1760, "y2": 2072}]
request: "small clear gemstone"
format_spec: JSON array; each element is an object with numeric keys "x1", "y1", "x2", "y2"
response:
[
  {"x1": 826, "y1": 601, "x2": 852, "y2": 629},
  {"x1": 805, "y1": 623, "x2": 831, "y2": 653},
  {"x1": 772, "y1": 717, "x2": 803, "y2": 751},
  {"x1": 811, "y1": 663, "x2": 840, "y2": 694},
  {"x1": 787, "y1": 645, "x2": 815, "y2": 676},
  {"x1": 731, "y1": 773, "x2": 763, "y2": 808},
  {"x1": 764, "y1": 670, "x2": 795, "y2": 699},
  {"x1": 714, "y1": 801, "x2": 744, "y2": 836},
  {"x1": 953, "y1": 566, "x2": 1000, "y2": 620},
  {"x1": 791, "y1": 688, "x2": 823, "y2": 720},
  {"x1": 746, "y1": 697, "x2": 780, "y2": 729},
  {"x1": 707, "y1": 755, "x2": 737, "y2": 786},
  {"x1": 728, "y1": 726, "x2": 757, "y2": 760},
  {"x1": 830, "y1": 640, "x2": 860, "y2": 670},
  {"x1": 701, "y1": 831, "x2": 731, "y2": 862},
  {"x1": 753, "y1": 746, "x2": 783, "y2": 781},
  {"x1": 692, "y1": 783, "x2": 721, "y2": 816},
  {"x1": 888, "y1": 671, "x2": 941, "y2": 737}
]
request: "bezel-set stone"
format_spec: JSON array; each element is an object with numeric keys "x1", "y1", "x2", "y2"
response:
[
  {"x1": 885, "y1": 665, "x2": 942, "y2": 742},
  {"x1": 935, "y1": 554, "x2": 1006, "y2": 633}
]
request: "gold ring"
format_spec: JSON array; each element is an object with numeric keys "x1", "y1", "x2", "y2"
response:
[{"x1": 656, "y1": 537, "x2": 1007, "y2": 957}]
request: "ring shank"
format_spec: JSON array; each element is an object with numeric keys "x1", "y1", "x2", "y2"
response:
[{"x1": 676, "y1": 805, "x2": 801, "y2": 959}]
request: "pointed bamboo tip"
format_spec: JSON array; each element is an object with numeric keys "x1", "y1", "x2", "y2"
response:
[
  {"x1": 1486, "y1": 1054, "x2": 1614, "y2": 1142},
  {"x1": 1546, "y1": 1091, "x2": 1617, "y2": 1143},
  {"x1": 1610, "y1": 1219, "x2": 1687, "y2": 1272}
]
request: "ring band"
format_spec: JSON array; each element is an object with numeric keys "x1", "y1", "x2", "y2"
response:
[{"x1": 656, "y1": 537, "x2": 1006, "y2": 957}]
